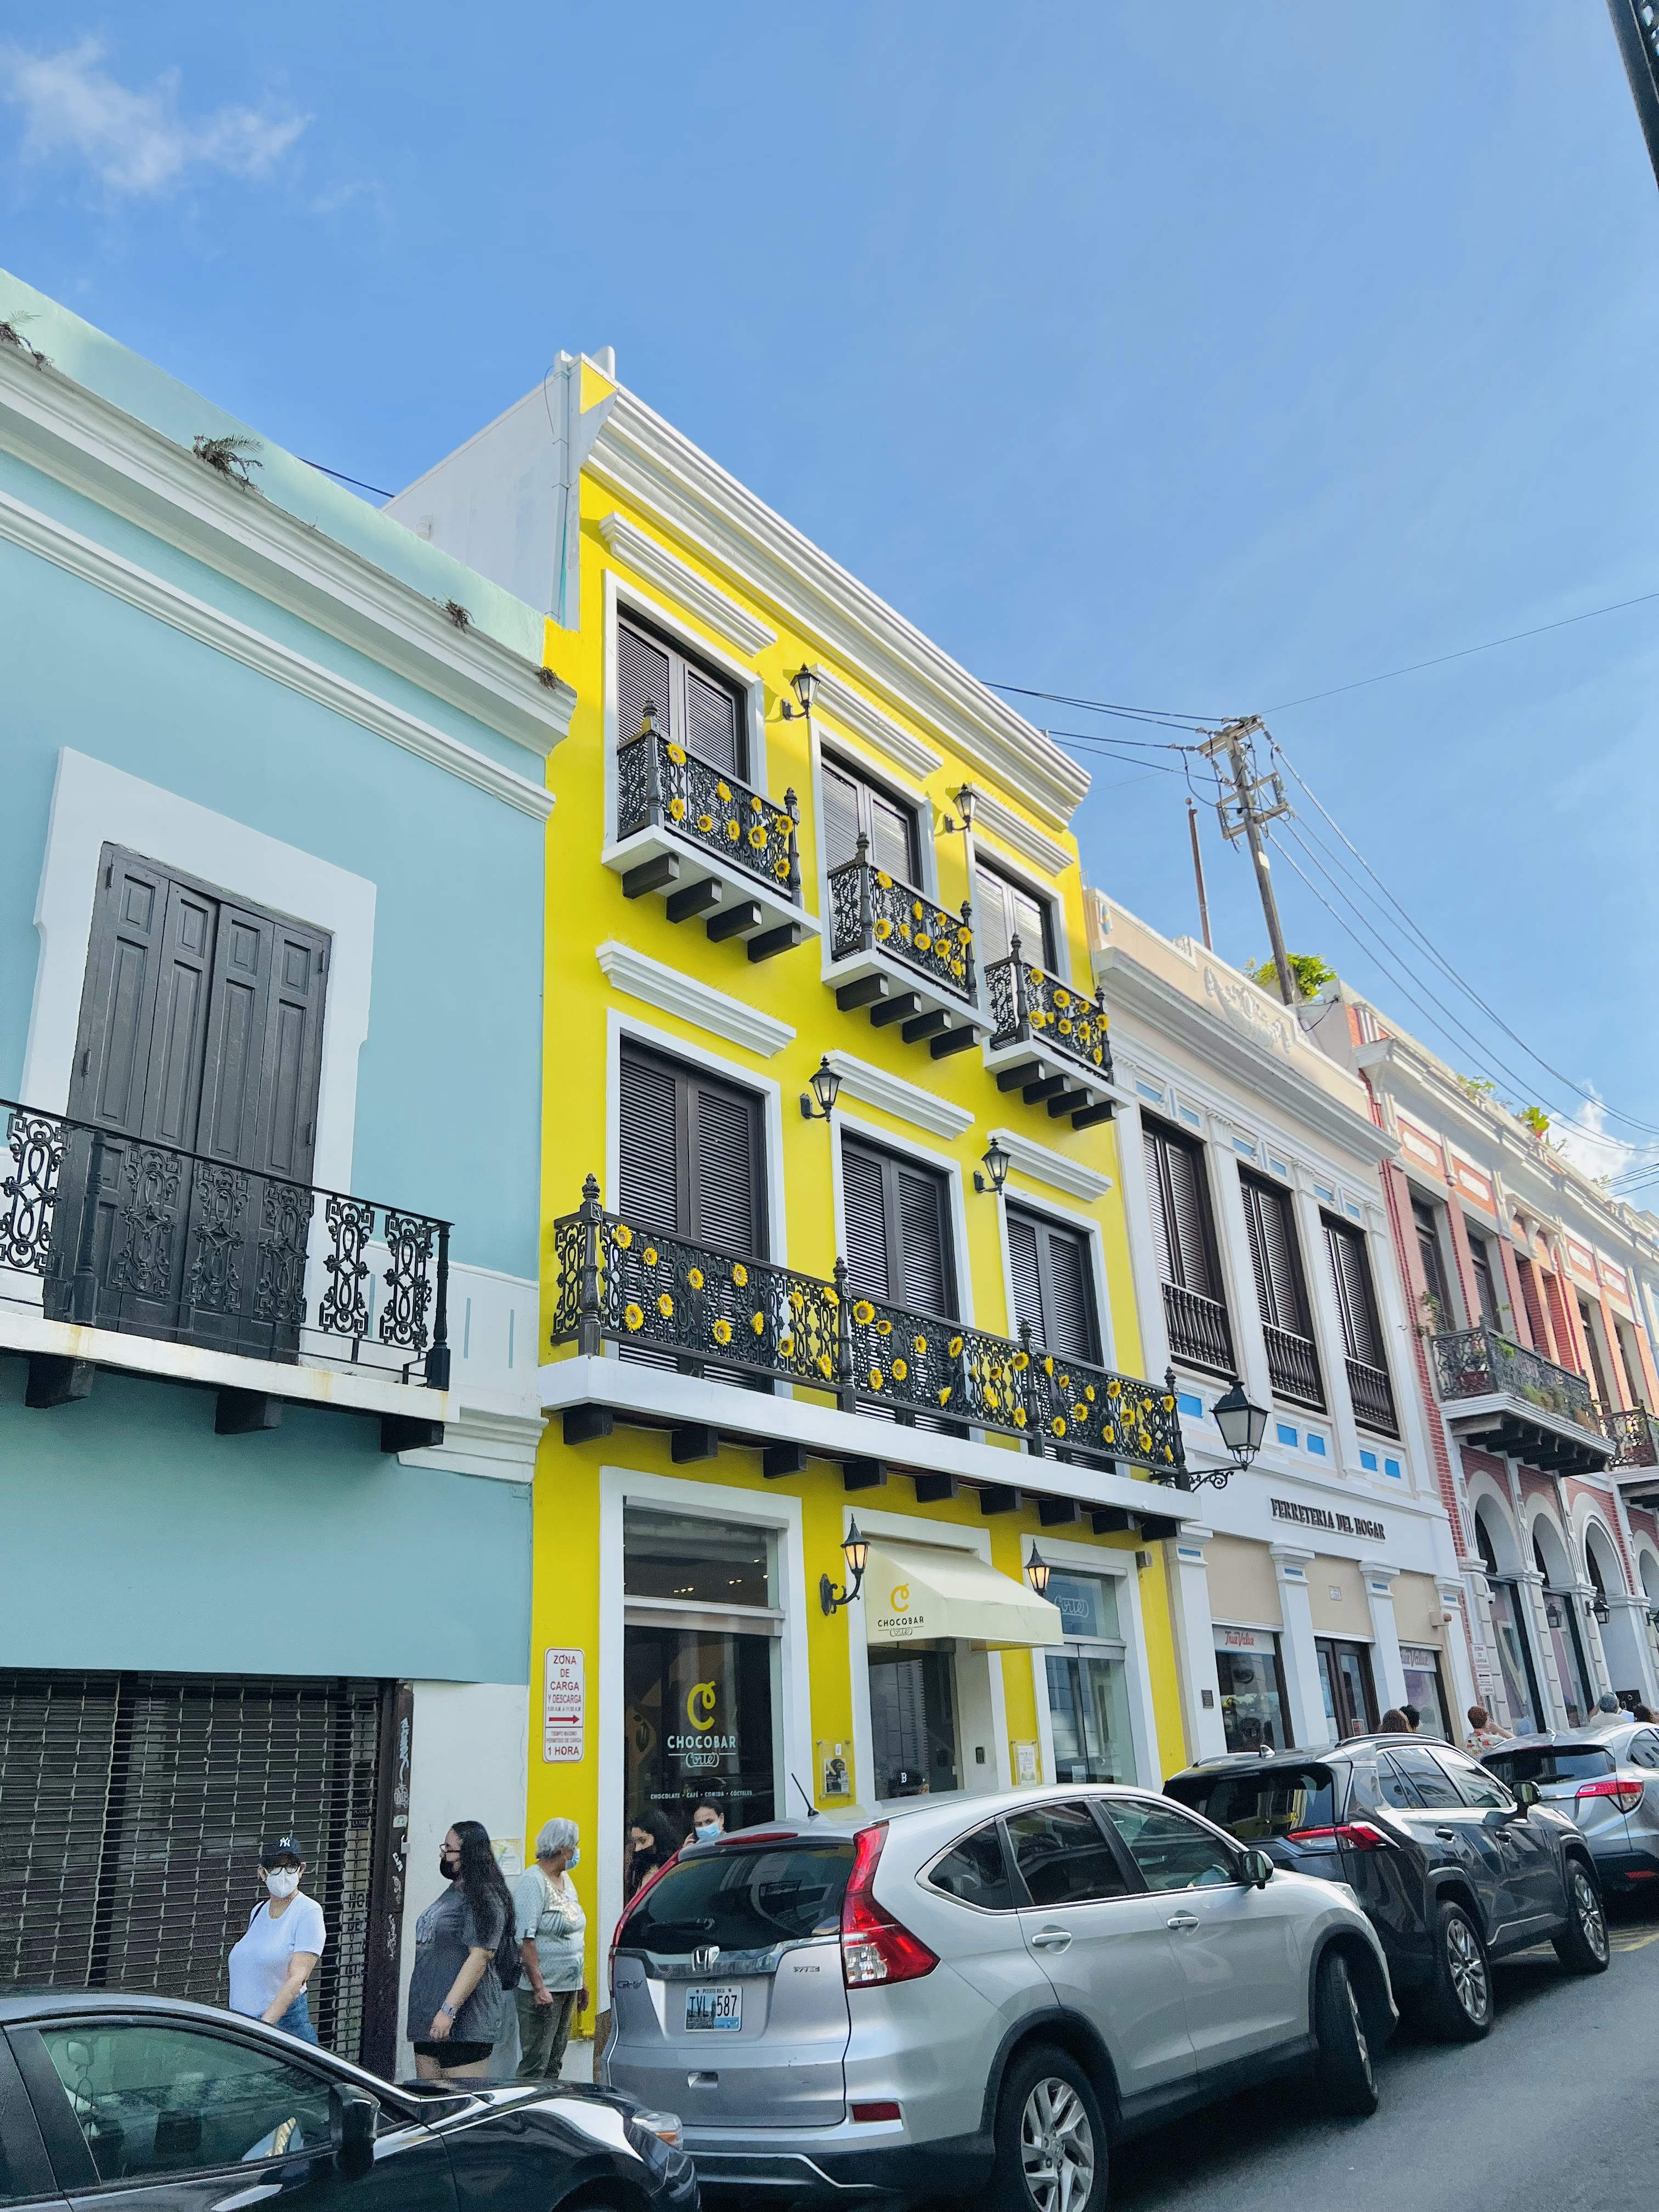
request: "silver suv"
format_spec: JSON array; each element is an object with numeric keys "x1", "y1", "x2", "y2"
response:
[{"x1": 602, "y1": 1787, "x2": 1395, "y2": 2209}]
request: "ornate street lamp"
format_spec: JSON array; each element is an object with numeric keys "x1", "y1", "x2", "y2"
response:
[
  {"x1": 1024, "y1": 1543, "x2": 1052, "y2": 1599},
  {"x1": 941, "y1": 783, "x2": 979, "y2": 836},
  {"x1": 820, "y1": 1519, "x2": 870, "y2": 1615},
  {"x1": 800, "y1": 1055, "x2": 842, "y2": 1121},
  {"x1": 974, "y1": 1135, "x2": 1012, "y2": 1197},
  {"x1": 781, "y1": 665, "x2": 818, "y2": 719},
  {"x1": 1191, "y1": 1376, "x2": 1268, "y2": 1489}
]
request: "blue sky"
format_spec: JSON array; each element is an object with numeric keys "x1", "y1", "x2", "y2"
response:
[{"x1": 3, "y1": 5, "x2": 1657, "y2": 1181}]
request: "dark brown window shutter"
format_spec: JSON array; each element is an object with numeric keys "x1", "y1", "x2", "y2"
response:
[
  {"x1": 618, "y1": 622, "x2": 672, "y2": 743},
  {"x1": 842, "y1": 1144, "x2": 890, "y2": 1300},
  {"x1": 618, "y1": 1050, "x2": 681, "y2": 1238},
  {"x1": 1324, "y1": 1217, "x2": 1382, "y2": 1367}
]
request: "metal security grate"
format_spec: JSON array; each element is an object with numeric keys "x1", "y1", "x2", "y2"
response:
[{"x1": 0, "y1": 1673, "x2": 388, "y2": 2064}]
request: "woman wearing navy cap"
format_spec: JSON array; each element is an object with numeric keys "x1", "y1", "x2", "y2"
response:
[{"x1": 227, "y1": 1833, "x2": 326, "y2": 2045}]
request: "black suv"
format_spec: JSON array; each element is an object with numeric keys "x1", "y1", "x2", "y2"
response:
[{"x1": 1165, "y1": 1734, "x2": 1609, "y2": 2040}]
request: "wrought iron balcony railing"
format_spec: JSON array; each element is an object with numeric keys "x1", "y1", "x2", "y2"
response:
[
  {"x1": 1346, "y1": 1355, "x2": 1399, "y2": 1438},
  {"x1": 1430, "y1": 1325, "x2": 1598, "y2": 1435},
  {"x1": 1606, "y1": 1404, "x2": 1659, "y2": 1470},
  {"x1": 985, "y1": 938, "x2": 1114, "y2": 1086},
  {"x1": 1, "y1": 1098, "x2": 450, "y2": 1389},
  {"x1": 827, "y1": 837, "x2": 976, "y2": 1003},
  {"x1": 1262, "y1": 1321, "x2": 1323, "y2": 1410},
  {"x1": 1163, "y1": 1281, "x2": 1234, "y2": 1376},
  {"x1": 617, "y1": 718, "x2": 802, "y2": 904},
  {"x1": 551, "y1": 1177, "x2": 1186, "y2": 1479}
]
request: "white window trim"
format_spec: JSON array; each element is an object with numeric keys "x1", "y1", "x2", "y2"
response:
[
  {"x1": 604, "y1": 1006, "x2": 788, "y2": 1267},
  {"x1": 809, "y1": 721, "x2": 941, "y2": 918},
  {"x1": 965, "y1": 834, "x2": 1069, "y2": 987},
  {"x1": 1023, "y1": 1533, "x2": 1159, "y2": 1791},
  {"x1": 595, "y1": 1465, "x2": 810, "y2": 1985},
  {"x1": 996, "y1": 1186, "x2": 1118, "y2": 1371},
  {"x1": 21, "y1": 748, "x2": 373, "y2": 1196},
  {"x1": 830, "y1": 1109, "x2": 974, "y2": 1327}
]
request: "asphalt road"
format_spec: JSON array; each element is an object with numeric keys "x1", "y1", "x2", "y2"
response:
[{"x1": 1109, "y1": 1898, "x2": 1659, "y2": 2211}]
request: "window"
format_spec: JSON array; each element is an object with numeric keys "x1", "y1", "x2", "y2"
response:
[
  {"x1": 1577, "y1": 1297, "x2": 1614, "y2": 1407},
  {"x1": 1323, "y1": 1216, "x2": 1397, "y2": 1434},
  {"x1": 1240, "y1": 1173, "x2": 1321, "y2": 1407},
  {"x1": 619, "y1": 1043, "x2": 766, "y2": 1259},
  {"x1": 821, "y1": 755, "x2": 920, "y2": 884},
  {"x1": 1374, "y1": 1755, "x2": 1424, "y2": 1811},
  {"x1": 1383, "y1": 1746, "x2": 1462, "y2": 1809},
  {"x1": 1465, "y1": 1231, "x2": 1502, "y2": 1331},
  {"x1": 1102, "y1": 1799, "x2": 1239, "y2": 1891},
  {"x1": 1616, "y1": 1317, "x2": 1652, "y2": 1412},
  {"x1": 1435, "y1": 1750, "x2": 1513, "y2": 1812},
  {"x1": 618, "y1": 1841, "x2": 853, "y2": 1957},
  {"x1": 1006, "y1": 1208, "x2": 1099, "y2": 1365},
  {"x1": 37, "y1": 2022, "x2": 333, "y2": 2181},
  {"x1": 868, "y1": 1647, "x2": 958, "y2": 1797},
  {"x1": 1004, "y1": 1802, "x2": 1131, "y2": 1906},
  {"x1": 1164, "y1": 1767, "x2": 1334, "y2": 1843},
  {"x1": 1398, "y1": 1646, "x2": 1451, "y2": 1740},
  {"x1": 928, "y1": 1822, "x2": 1016, "y2": 1911},
  {"x1": 1515, "y1": 1253, "x2": 1550, "y2": 1354},
  {"x1": 1475, "y1": 1513, "x2": 1543, "y2": 1737},
  {"x1": 623, "y1": 1505, "x2": 772, "y2": 1609},
  {"x1": 1042, "y1": 1575, "x2": 1133, "y2": 1785},
  {"x1": 1533, "y1": 1535, "x2": 1593, "y2": 1729},
  {"x1": 841, "y1": 1139, "x2": 955, "y2": 1321},
  {"x1": 1486, "y1": 1744, "x2": 1614, "y2": 1787},
  {"x1": 1629, "y1": 1732, "x2": 1659, "y2": 1771},
  {"x1": 1315, "y1": 1638, "x2": 1376, "y2": 1738},
  {"x1": 617, "y1": 613, "x2": 747, "y2": 777},
  {"x1": 1412, "y1": 1195, "x2": 1454, "y2": 1329},
  {"x1": 974, "y1": 862, "x2": 1056, "y2": 970},
  {"x1": 1211, "y1": 1628, "x2": 1293, "y2": 1752},
  {"x1": 1142, "y1": 1118, "x2": 1232, "y2": 1373}
]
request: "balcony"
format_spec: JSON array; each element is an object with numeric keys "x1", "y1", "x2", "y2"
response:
[
  {"x1": 1262, "y1": 1321, "x2": 1323, "y2": 1410},
  {"x1": 1163, "y1": 1282, "x2": 1234, "y2": 1378},
  {"x1": 825, "y1": 840, "x2": 984, "y2": 1059},
  {"x1": 1, "y1": 1098, "x2": 451, "y2": 1450},
  {"x1": 1430, "y1": 1324, "x2": 1611, "y2": 1476},
  {"x1": 608, "y1": 719, "x2": 814, "y2": 962},
  {"x1": 1606, "y1": 1405, "x2": 1659, "y2": 1505},
  {"x1": 984, "y1": 939, "x2": 1115, "y2": 1132},
  {"x1": 548, "y1": 1180, "x2": 1190, "y2": 1520},
  {"x1": 1345, "y1": 1356, "x2": 1398, "y2": 1439}
]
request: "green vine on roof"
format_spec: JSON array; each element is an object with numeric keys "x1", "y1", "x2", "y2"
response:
[{"x1": 1246, "y1": 951, "x2": 1334, "y2": 1003}]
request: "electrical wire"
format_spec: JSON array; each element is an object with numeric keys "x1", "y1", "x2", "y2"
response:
[
  {"x1": 984, "y1": 681, "x2": 1232, "y2": 732},
  {"x1": 299, "y1": 458, "x2": 396, "y2": 499}
]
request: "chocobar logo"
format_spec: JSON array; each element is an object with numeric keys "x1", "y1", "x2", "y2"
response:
[
  {"x1": 686, "y1": 1680, "x2": 718, "y2": 1731},
  {"x1": 890, "y1": 1583, "x2": 911, "y2": 1611}
]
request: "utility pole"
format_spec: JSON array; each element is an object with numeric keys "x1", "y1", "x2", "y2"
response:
[
  {"x1": 1200, "y1": 716, "x2": 1296, "y2": 1007},
  {"x1": 1186, "y1": 800, "x2": 1213, "y2": 951}
]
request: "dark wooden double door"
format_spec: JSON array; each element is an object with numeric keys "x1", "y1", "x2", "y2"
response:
[{"x1": 53, "y1": 846, "x2": 330, "y2": 1358}]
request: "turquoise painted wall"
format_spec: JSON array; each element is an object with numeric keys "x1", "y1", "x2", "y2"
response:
[{"x1": 0, "y1": 1360, "x2": 531, "y2": 1682}]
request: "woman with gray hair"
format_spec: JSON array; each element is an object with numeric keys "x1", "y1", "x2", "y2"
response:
[{"x1": 512, "y1": 1818, "x2": 589, "y2": 2081}]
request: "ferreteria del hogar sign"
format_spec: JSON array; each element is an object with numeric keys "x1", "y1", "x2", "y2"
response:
[{"x1": 1270, "y1": 1497, "x2": 1386, "y2": 1542}]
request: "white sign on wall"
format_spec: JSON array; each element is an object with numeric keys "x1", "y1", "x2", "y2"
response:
[{"x1": 543, "y1": 1647, "x2": 585, "y2": 1764}]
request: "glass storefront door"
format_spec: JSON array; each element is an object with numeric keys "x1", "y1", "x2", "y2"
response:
[
  {"x1": 1316, "y1": 1638, "x2": 1377, "y2": 1739},
  {"x1": 868, "y1": 1646, "x2": 958, "y2": 1797},
  {"x1": 1398, "y1": 1645, "x2": 1451, "y2": 1740},
  {"x1": 1543, "y1": 1594, "x2": 1594, "y2": 1728},
  {"x1": 1042, "y1": 1572, "x2": 1135, "y2": 1782},
  {"x1": 1486, "y1": 1577, "x2": 1542, "y2": 1735},
  {"x1": 1214, "y1": 1626, "x2": 1292, "y2": 1751}
]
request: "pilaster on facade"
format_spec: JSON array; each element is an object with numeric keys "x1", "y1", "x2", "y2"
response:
[
  {"x1": 1268, "y1": 1542, "x2": 1327, "y2": 1748},
  {"x1": 1166, "y1": 1526, "x2": 1228, "y2": 1762},
  {"x1": 1360, "y1": 1562, "x2": 1408, "y2": 1712}
]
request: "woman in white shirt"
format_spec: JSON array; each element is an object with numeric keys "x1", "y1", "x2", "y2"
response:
[
  {"x1": 227, "y1": 1833, "x2": 327, "y2": 2045},
  {"x1": 512, "y1": 1819, "x2": 588, "y2": 2081}
]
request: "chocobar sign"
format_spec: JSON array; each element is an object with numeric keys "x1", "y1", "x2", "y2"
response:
[{"x1": 1271, "y1": 1497, "x2": 1385, "y2": 1542}]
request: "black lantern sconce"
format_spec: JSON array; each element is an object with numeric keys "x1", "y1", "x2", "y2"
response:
[
  {"x1": 1546, "y1": 1600, "x2": 1564, "y2": 1629},
  {"x1": 800, "y1": 1056, "x2": 842, "y2": 1122},
  {"x1": 1190, "y1": 1376, "x2": 1268, "y2": 1489},
  {"x1": 1591, "y1": 1590, "x2": 1613, "y2": 1628},
  {"x1": 779, "y1": 665, "x2": 818, "y2": 720},
  {"x1": 974, "y1": 1135, "x2": 1012, "y2": 1197},
  {"x1": 1024, "y1": 1543, "x2": 1052, "y2": 1599},
  {"x1": 821, "y1": 1519, "x2": 870, "y2": 1615},
  {"x1": 940, "y1": 784, "x2": 979, "y2": 837}
]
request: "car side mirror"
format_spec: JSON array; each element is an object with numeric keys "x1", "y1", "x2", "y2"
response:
[
  {"x1": 332, "y1": 2088, "x2": 379, "y2": 2180},
  {"x1": 1512, "y1": 1780, "x2": 1540, "y2": 1814},
  {"x1": 1239, "y1": 1846, "x2": 1273, "y2": 1888}
]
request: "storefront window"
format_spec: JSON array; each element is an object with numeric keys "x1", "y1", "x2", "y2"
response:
[
  {"x1": 623, "y1": 1505, "x2": 772, "y2": 1608},
  {"x1": 1398, "y1": 1645, "x2": 1449, "y2": 1739},
  {"x1": 868, "y1": 1647, "x2": 958, "y2": 1798},
  {"x1": 1485, "y1": 1577, "x2": 1542, "y2": 1736},
  {"x1": 1214, "y1": 1626, "x2": 1291, "y2": 1752},
  {"x1": 1045, "y1": 1572, "x2": 1133, "y2": 1782}
]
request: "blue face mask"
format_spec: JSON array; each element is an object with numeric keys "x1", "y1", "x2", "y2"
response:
[
  {"x1": 695, "y1": 1821, "x2": 721, "y2": 1841},
  {"x1": 566, "y1": 1846, "x2": 580, "y2": 1869}
]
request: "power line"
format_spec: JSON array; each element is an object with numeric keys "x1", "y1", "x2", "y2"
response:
[
  {"x1": 298, "y1": 457, "x2": 396, "y2": 499},
  {"x1": 985, "y1": 681, "x2": 1231, "y2": 731}
]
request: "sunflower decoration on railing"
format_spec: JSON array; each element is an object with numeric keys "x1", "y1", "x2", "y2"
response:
[
  {"x1": 986, "y1": 937, "x2": 1113, "y2": 1081},
  {"x1": 826, "y1": 836, "x2": 976, "y2": 1002},
  {"x1": 616, "y1": 719, "x2": 802, "y2": 902}
]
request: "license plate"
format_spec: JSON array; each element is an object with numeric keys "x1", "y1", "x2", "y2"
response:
[{"x1": 685, "y1": 1983, "x2": 742, "y2": 2032}]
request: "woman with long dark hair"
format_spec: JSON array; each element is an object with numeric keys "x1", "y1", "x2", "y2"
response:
[{"x1": 407, "y1": 1819, "x2": 514, "y2": 2080}]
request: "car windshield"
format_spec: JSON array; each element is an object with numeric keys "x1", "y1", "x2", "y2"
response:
[
  {"x1": 617, "y1": 1841, "x2": 854, "y2": 1956},
  {"x1": 1485, "y1": 1745, "x2": 1615, "y2": 1786},
  {"x1": 1165, "y1": 1768, "x2": 1335, "y2": 1841}
]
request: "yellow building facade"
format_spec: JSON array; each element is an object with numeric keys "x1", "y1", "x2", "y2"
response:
[{"x1": 392, "y1": 355, "x2": 1201, "y2": 2035}]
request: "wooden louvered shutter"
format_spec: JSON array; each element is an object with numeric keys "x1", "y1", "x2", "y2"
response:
[
  {"x1": 1165, "y1": 1141, "x2": 1215, "y2": 1300},
  {"x1": 897, "y1": 1164, "x2": 951, "y2": 1317},
  {"x1": 1324, "y1": 1218, "x2": 1381, "y2": 1366},
  {"x1": 975, "y1": 867, "x2": 1012, "y2": 968},
  {"x1": 693, "y1": 1084, "x2": 760, "y2": 1257},
  {"x1": 1007, "y1": 1212, "x2": 1043, "y2": 1338},
  {"x1": 685, "y1": 666, "x2": 742, "y2": 776},
  {"x1": 1143, "y1": 1126, "x2": 1177, "y2": 1287},
  {"x1": 842, "y1": 1144, "x2": 890, "y2": 1302},
  {"x1": 1515, "y1": 1255, "x2": 1549, "y2": 1352},
  {"x1": 1043, "y1": 1227, "x2": 1094, "y2": 1361},
  {"x1": 618, "y1": 622, "x2": 673, "y2": 743},
  {"x1": 868, "y1": 788, "x2": 917, "y2": 885},
  {"x1": 619, "y1": 1050, "x2": 681, "y2": 1237},
  {"x1": 1242, "y1": 1176, "x2": 1308, "y2": 1335},
  {"x1": 821, "y1": 763, "x2": 864, "y2": 872}
]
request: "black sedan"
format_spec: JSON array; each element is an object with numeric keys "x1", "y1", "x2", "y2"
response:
[{"x1": 0, "y1": 1989, "x2": 697, "y2": 2212}]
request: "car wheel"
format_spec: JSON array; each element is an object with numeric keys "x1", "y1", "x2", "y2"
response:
[
  {"x1": 1313, "y1": 1952, "x2": 1379, "y2": 2117},
  {"x1": 1551, "y1": 1863, "x2": 1611, "y2": 1976},
  {"x1": 989, "y1": 2045, "x2": 1107, "y2": 2212},
  {"x1": 1418, "y1": 1900, "x2": 1492, "y2": 2042}
]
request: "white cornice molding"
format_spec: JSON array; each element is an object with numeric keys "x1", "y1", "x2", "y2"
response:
[
  {"x1": 0, "y1": 484, "x2": 556, "y2": 820},
  {"x1": 596, "y1": 938, "x2": 795, "y2": 1058},
  {"x1": 824, "y1": 1049, "x2": 976, "y2": 1139},
  {"x1": 808, "y1": 666, "x2": 942, "y2": 782},
  {"x1": 988, "y1": 1126, "x2": 1113, "y2": 1203},
  {"x1": 597, "y1": 509, "x2": 776, "y2": 657},
  {"x1": 964, "y1": 788, "x2": 1072, "y2": 878},
  {"x1": 0, "y1": 347, "x2": 575, "y2": 758},
  {"x1": 585, "y1": 391, "x2": 1090, "y2": 827}
]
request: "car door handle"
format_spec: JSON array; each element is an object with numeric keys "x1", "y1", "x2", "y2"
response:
[
  {"x1": 1165, "y1": 1913, "x2": 1200, "y2": 1931},
  {"x1": 1029, "y1": 1927, "x2": 1073, "y2": 1952},
  {"x1": 1435, "y1": 1827, "x2": 1457, "y2": 1841}
]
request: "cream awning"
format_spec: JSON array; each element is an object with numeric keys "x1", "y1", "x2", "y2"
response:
[{"x1": 864, "y1": 1539, "x2": 1064, "y2": 1650}]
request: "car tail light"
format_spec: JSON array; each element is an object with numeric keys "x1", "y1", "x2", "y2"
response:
[
  {"x1": 840, "y1": 1824, "x2": 938, "y2": 1988},
  {"x1": 608, "y1": 1849, "x2": 680, "y2": 1997},
  {"x1": 1289, "y1": 1821, "x2": 1395, "y2": 1851},
  {"x1": 1577, "y1": 1777, "x2": 1645, "y2": 1814},
  {"x1": 851, "y1": 2102, "x2": 902, "y2": 2123}
]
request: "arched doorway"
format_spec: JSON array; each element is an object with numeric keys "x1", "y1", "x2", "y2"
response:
[
  {"x1": 1532, "y1": 1517, "x2": 1593, "y2": 1726},
  {"x1": 1475, "y1": 1500, "x2": 1543, "y2": 1734},
  {"x1": 1584, "y1": 1522, "x2": 1644, "y2": 1705}
]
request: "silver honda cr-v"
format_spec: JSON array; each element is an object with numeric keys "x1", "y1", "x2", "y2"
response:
[{"x1": 602, "y1": 1785, "x2": 1395, "y2": 2210}]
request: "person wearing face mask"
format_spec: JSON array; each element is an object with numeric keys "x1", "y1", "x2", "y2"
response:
[
  {"x1": 407, "y1": 1819, "x2": 514, "y2": 2081},
  {"x1": 227, "y1": 1833, "x2": 326, "y2": 2045},
  {"x1": 512, "y1": 1819, "x2": 589, "y2": 2081},
  {"x1": 624, "y1": 1809, "x2": 678, "y2": 1900},
  {"x1": 684, "y1": 1803, "x2": 724, "y2": 1848}
]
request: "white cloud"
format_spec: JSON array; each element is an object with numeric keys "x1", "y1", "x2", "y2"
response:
[
  {"x1": 1549, "y1": 1094, "x2": 1659, "y2": 1205},
  {"x1": 0, "y1": 37, "x2": 308, "y2": 197}
]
